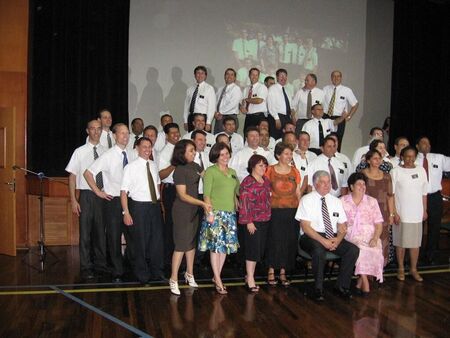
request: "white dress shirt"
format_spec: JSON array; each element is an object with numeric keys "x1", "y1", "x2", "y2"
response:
[
  {"x1": 126, "y1": 133, "x2": 143, "y2": 152},
  {"x1": 229, "y1": 146, "x2": 276, "y2": 182},
  {"x1": 66, "y1": 142, "x2": 106, "y2": 190},
  {"x1": 194, "y1": 151, "x2": 211, "y2": 194},
  {"x1": 217, "y1": 132, "x2": 244, "y2": 155},
  {"x1": 352, "y1": 145, "x2": 370, "y2": 169},
  {"x1": 267, "y1": 83, "x2": 292, "y2": 120},
  {"x1": 292, "y1": 87, "x2": 325, "y2": 119},
  {"x1": 158, "y1": 142, "x2": 176, "y2": 184},
  {"x1": 335, "y1": 151, "x2": 353, "y2": 175},
  {"x1": 416, "y1": 152, "x2": 450, "y2": 193},
  {"x1": 216, "y1": 83, "x2": 242, "y2": 115},
  {"x1": 307, "y1": 154, "x2": 348, "y2": 197},
  {"x1": 88, "y1": 145, "x2": 131, "y2": 197},
  {"x1": 182, "y1": 130, "x2": 216, "y2": 151},
  {"x1": 301, "y1": 118, "x2": 335, "y2": 149},
  {"x1": 388, "y1": 155, "x2": 402, "y2": 169},
  {"x1": 295, "y1": 191, "x2": 347, "y2": 234},
  {"x1": 322, "y1": 84, "x2": 358, "y2": 117},
  {"x1": 87, "y1": 129, "x2": 115, "y2": 149},
  {"x1": 242, "y1": 82, "x2": 268, "y2": 114},
  {"x1": 183, "y1": 81, "x2": 216, "y2": 124},
  {"x1": 121, "y1": 156, "x2": 160, "y2": 202},
  {"x1": 153, "y1": 130, "x2": 167, "y2": 153}
]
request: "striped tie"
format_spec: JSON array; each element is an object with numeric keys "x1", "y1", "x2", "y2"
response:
[
  {"x1": 321, "y1": 197, "x2": 334, "y2": 239},
  {"x1": 327, "y1": 87, "x2": 336, "y2": 116}
]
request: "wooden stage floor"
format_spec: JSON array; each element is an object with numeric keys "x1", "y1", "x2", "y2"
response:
[{"x1": 0, "y1": 247, "x2": 449, "y2": 337}]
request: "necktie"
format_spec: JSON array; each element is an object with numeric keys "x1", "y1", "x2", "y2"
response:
[
  {"x1": 146, "y1": 161, "x2": 158, "y2": 203},
  {"x1": 327, "y1": 87, "x2": 336, "y2": 116},
  {"x1": 199, "y1": 153, "x2": 205, "y2": 170},
  {"x1": 122, "y1": 151, "x2": 128, "y2": 168},
  {"x1": 246, "y1": 85, "x2": 253, "y2": 109},
  {"x1": 107, "y1": 132, "x2": 112, "y2": 148},
  {"x1": 318, "y1": 120, "x2": 324, "y2": 146},
  {"x1": 306, "y1": 90, "x2": 312, "y2": 118},
  {"x1": 328, "y1": 158, "x2": 338, "y2": 190},
  {"x1": 321, "y1": 197, "x2": 335, "y2": 239},
  {"x1": 423, "y1": 154, "x2": 429, "y2": 181},
  {"x1": 282, "y1": 87, "x2": 291, "y2": 117},
  {"x1": 93, "y1": 146, "x2": 104, "y2": 190},
  {"x1": 133, "y1": 135, "x2": 139, "y2": 149},
  {"x1": 189, "y1": 84, "x2": 199, "y2": 114},
  {"x1": 217, "y1": 85, "x2": 227, "y2": 111}
]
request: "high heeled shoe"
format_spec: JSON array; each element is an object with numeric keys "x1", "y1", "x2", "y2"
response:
[
  {"x1": 184, "y1": 272, "x2": 198, "y2": 288},
  {"x1": 396, "y1": 268, "x2": 405, "y2": 281},
  {"x1": 410, "y1": 270, "x2": 423, "y2": 282},
  {"x1": 212, "y1": 278, "x2": 228, "y2": 294},
  {"x1": 169, "y1": 279, "x2": 180, "y2": 295}
]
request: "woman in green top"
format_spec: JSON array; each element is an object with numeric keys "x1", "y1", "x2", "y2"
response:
[{"x1": 198, "y1": 142, "x2": 240, "y2": 294}]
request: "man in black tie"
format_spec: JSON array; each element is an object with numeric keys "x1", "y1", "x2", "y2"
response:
[
  {"x1": 127, "y1": 117, "x2": 144, "y2": 151},
  {"x1": 296, "y1": 170, "x2": 359, "y2": 301}
]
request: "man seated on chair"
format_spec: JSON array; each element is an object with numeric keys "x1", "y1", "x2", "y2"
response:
[{"x1": 295, "y1": 170, "x2": 359, "y2": 301}]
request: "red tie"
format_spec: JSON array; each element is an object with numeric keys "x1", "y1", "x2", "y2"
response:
[
  {"x1": 423, "y1": 154, "x2": 429, "y2": 181},
  {"x1": 246, "y1": 86, "x2": 253, "y2": 109}
]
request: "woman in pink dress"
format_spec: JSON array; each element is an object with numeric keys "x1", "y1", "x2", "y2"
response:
[{"x1": 341, "y1": 172, "x2": 384, "y2": 296}]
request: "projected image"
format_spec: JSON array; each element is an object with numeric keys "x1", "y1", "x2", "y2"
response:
[{"x1": 227, "y1": 24, "x2": 348, "y2": 89}]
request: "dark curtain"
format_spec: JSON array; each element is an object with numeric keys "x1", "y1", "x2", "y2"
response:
[
  {"x1": 390, "y1": 0, "x2": 450, "y2": 155},
  {"x1": 28, "y1": 0, "x2": 130, "y2": 176}
]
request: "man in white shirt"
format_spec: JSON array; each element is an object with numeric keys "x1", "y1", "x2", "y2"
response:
[
  {"x1": 267, "y1": 68, "x2": 295, "y2": 140},
  {"x1": 292, "y1": 73, "x2": 324, "y2": 135},
  {"x1": 154, "y1": 113, "x2": 173, "y2": 153},
  {"x1": 328, "y1": 132, "x2": 353, "y2": 175},
  {"x1": 66, "y1": 119, "x2": 108, "y2": 280},
  {"x1": 121, "y1": 137, "x2": 164, "y2": 283},
  {"x1": 352, "y1": 127, "x2": 384, "y2": 169},
  {"x1": 184, "y1": 65, "x2": 216, "y2": 132},
  {"x1": 84, "y1": 123, "x2": 132, "y2": 283},
  {"x1": 389, "y1": 136, "x2": 409, "y2": 168},
  {"x1": 302, "y1": 104, "x2": 348, "y2": 154},
  {"x1": 126, "y1": 117, "x2": 144, "y2": 152},
  {"x1": 275, "y1": 121, "x2": 296, "y2": 145},
  {"x1": 94, "y1": 109, "x2": 115, "y2": 149},
  {"x1": 217, "y1": 116, "x2": 244, "y2": 155},
  {"x1": 322, "y1": 70, "x2": 359, "y2": 150},
  {"x1": 182, "y1": 113, "x2": 216, "y2": 151},
  {"x1": 240, "y1": 67, "x2": 268, "y2": 133},
  {"x1": 214, "y1": 68, "x2": 243, "y2": 134},
  {"x1": 229, "y1": 127, "x2": 276, "y2": 182},
  {"x1": 416, "y1": 136, "x2": 450, "y2": 264},
  {"x1": 158, "y1": 122, "x2": 181, "y2": 265},
  {"x1": 143, "y1": 125, "x2": 159, "y2": 163},
  {"x1": 308, "y1": 136, "x2": 349, "y2": 197},
  {"x1": 256, "y1": 118, "x2": 276, "y2": 151},
  {"x1": 296, "y1": 170, "x2": 359, "y2": 301}
]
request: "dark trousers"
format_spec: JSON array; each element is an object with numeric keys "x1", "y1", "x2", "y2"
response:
[
  {"x1": 214, "y1": 114, "x2": 239, "y2": 134},
  {"x1": 161, "y1": 183, "x2": 176, "y2": 265},
  {"x1": 243, "y1": 112, "x2": 265, "y2": 134},
  {"x1": 127, "y1": 200, "x2": 164, "y2": 282},
  {"x1": 324, "y1": 115, "x2": 346, "y2": 151},
  {"x1": 187, "y1": 113, "x2": 207, "y2": 132},
  {"x1": 300, "y1": 233, "x2": 359, "y2": 290},
  {"x1": 425, "y1": 191, "x2": 443, "y2": 261},
  {"x1": 268, "y1": 113, "x2": 291, "y2": 139},
  {"x1": 295, "y1": 118, "x2": 310, "y2": 137},
  {"x1": 79, "y1": 190, "x2": 107, "y2": 273},
  {"x1": 194, "y1": 194, "x2": 208, "y2": 267},
  {"x1": 103, "y1": 197, "x2": 126, "y2": 277}
]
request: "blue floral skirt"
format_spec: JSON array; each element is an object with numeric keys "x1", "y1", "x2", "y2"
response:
[{"x1": 198, "y1": 210, "x2": 239, "y2": 254}]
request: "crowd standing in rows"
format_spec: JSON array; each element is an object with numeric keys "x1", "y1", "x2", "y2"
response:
[{"x1": 66, "y1": 65, "x2": 450, "y2": 301}]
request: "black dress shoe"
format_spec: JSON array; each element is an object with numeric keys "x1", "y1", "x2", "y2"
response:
[
  {"x1": 112, "y1": 276, "x2": 123, "y2": 283},
  {"x1": 314, "y1": 289, "x2": 324, "y2": 302},
  {"x1": 333, "y1": 287, "x2": 352, "y2": 299},
  {"x1": 354, "y1": 288, "x2": 369, "y2": 297}
]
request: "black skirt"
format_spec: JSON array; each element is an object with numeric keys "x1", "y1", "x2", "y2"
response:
[{"x1": 244, "y1": 221, "x2": 270, "y2": 262}]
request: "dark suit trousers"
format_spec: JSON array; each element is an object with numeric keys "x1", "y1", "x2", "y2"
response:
[
  {"x1": 79, "y1": 190, "x2": 107, "y2": 273},
  {"x1": 300, "y1": 233, "x2": 359, "y2": 290},
  {"x1": 103, "y1": 196, "x2": 125, "y2": 277},
  {"x1": 128, "y1": 200, "x2": 164, "y2": 282},
  {"x1": 324, "y1": 115, "x2": 346, "y2": 152},
  {"x1": 161, "y1": 183, "x2": 176, "y2": 264},
  {"x1": 268, "y1": 113, "x2": 291, "y2": 140},
  {"x1": 426, "y1": 191, "x2": 443, "y2": 261}
]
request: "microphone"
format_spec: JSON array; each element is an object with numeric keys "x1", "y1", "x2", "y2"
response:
[{"x1": 12, "y1": 165, "x2": 20, "y2": 170}]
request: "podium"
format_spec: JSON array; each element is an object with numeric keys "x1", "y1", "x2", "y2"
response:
[{"x1": 26, "y1": 176, "x2": 79, "y2": 246}]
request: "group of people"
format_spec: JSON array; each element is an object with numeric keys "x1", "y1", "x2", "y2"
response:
[{"x1": 66, "y1": 65, "x2": 449, "y2": 302}]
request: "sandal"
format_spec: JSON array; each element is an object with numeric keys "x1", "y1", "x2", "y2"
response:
[
  {"x1": 212, "y1": 278, "x2": 228, "y2": 294},
  {"x1": 279, "y1": 273, "x2": 291, "y2": 287},
  {"x1": 245, "y1": 283, "x2": 260, "y2": 293},
  {"x1": 267, "y1": 272, "x2": 278, "y2": 286},
  {"x1": 397, "y1": 268, "x2": 405, "y2": 281},
  {"x1": 410, "y1": 270, "x2": 423, "y2": 282}
]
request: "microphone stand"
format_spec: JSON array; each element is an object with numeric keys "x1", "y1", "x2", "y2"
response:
[{"x1": 14, "y1": 166, "x2": 58, "y2": 272}]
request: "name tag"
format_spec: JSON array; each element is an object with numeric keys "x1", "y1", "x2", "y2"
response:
[
  {"x1": 326, "y1": 129, "x2": 331, "y2": 132},
  {"x1": 339, "y1": 168, "x2": 344, "y2": 174},
  {"x1": 411, "y1": 174, "x2": 418, "y2": 179},
  {"x1": 333, "y1": 212, "x2": 339, "y2": 217},
  {"x1": 433, "y1": 164, "x2": 439, "y2": 168},
  {"x1": 199, "y1": 95, "x2": 205, "y2": 99},
  {"x1": 252, "y1": 94, "x2": 257, "y2": 97},
  {"x1": 300, "y1": 166, "x2": 306, "y2": 171},
  {"x1": 343, "y1": 162, "x2": 348, "y2": 168},
  {"x1": 315, "y1": 100, "x2": 320, "y2": 104},
  {"x1": 206, "y1": 143, "x2": 212, "y2": 147},
  {"x1": 340, "y1": 96, "x2": 345, "y2": 100}
]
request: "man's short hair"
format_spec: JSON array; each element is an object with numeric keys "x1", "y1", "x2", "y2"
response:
[
  {"x1": 369, "y1": 127, "x2": 383, "y2": 136},
  {"x1": 112, "y1": 123, "x2": 127, "y2": 134},
  {"x1": 312, "y1": 170, "x2": 330, "y2": 185},
  {"x1": 322, "y1": 135, "x2": 336, "y2": 146},
  {"x1": 135, "y1": 136, "x2": 152, "y2": 147},
  {"x1": 143, "y1": 125, "x2": 158, "y2": 134},
  {"x1": 298, "y1": 131, "x2": 310, "y2": 139},
  {"x1": 191, "y1": 130, "x2": 207, "y2": 140},
  {"x1": 307, "y1": 73, "x2": 318, "y2": 83},
  {"x1": 276, "y1": 68, "x2": 288, "y2": 77},
  {"x1": 311, "y1": 103, "x2": 322, "y2": 111},
  {"x1": 224, "y1": 68, "x2": 236, "y2": 77},
  {"x1": 282, "y1": 131, "x2": 296, "y2": 142},
  {"x1": 194, "y1": 65, "x2": 207, "y2": 75},
  {"x1": 98, "y1": 109, "x2": 110, "y2": 119},
  {"x1": 415, "y1": 135, "x2": 429, "y2": 145},
  {"x1": 394, "y1": 136, "x2": 409, "y2": 145},
  {"x1": 131, "y1": 117, "x2": 143, "y2": 125},
  {"x1": 160, "y1": 114, "x2": 172, "y2": 123},
  {"x1": 245, "y1": 126, "x2": 260, "y2": 138},
  {"x1": 248, "y1": 67, "x2": 260, "y2": 76},
  {"x1": 222, "y1": 116, "x2": 236, "y2": 126},
  {"x1": 192, "y1": 113, "x2": 206, "y2": 121},
  {"x1": 163, "y1": 122, "x2": 179, "y2": 134},
  {"x1": 264, "y1": 75, "x2": 274, "y2": 83}
]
